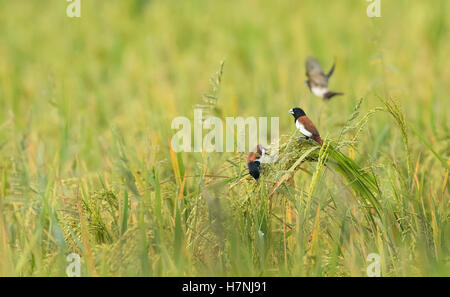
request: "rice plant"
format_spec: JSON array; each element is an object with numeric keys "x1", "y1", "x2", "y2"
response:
[{"x1": 0, "y1": 0, "x2": 448, "y2": 277}]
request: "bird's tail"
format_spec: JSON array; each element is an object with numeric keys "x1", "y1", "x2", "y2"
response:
[
  {"x1": 313, "y1": 135, "x2": 323, "y2": 146},
  {"x1": 324, "y1": 91, "x2": 344, "y2": 100}
]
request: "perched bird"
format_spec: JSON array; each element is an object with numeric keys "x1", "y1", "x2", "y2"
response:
[
  {"x1": 305, "y1": 56, "x2": 343, "y2": 100},
  {"x1": 289, "y1": 107, "x2": 323, "y2": 146},
  {"x1": 247, "y1": 144, "x2": 266, "y2": 180}
]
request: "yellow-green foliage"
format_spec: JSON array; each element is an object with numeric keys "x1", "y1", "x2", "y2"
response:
[{"x1": 0, "y1": 0, "x2": 448, "y2": 276}]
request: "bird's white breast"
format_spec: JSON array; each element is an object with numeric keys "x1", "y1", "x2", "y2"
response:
[
  {"x1": 256, "y1": 148, "x2": 266, "y2": 163},
  {"x1": 296, "y1": 121, "x2": 312, "y2": 137},
  {"x1": 311, "y1": 87, "x2": 328, "y2": 98}
]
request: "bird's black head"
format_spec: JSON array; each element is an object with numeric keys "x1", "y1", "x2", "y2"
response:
[
  {"x1": 289, "y1": 107, "x2": 306, "y2": 120},
  {"x1": 248, "y1": 161, "x2": 261, "y2": 180}
]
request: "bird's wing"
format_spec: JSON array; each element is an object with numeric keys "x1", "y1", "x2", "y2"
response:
[
  {"x1": 327, "y1": 61, "x2": 336, "y2": 79},
  {"x1": 299, "y1": 116, "x2": 320, "y2": 137},
  {"x1": 300, "y1": 116, "x2": 323, "y2": 145},
  {"x1": 305, "y1": 57, "x2": 325, "y2": 78},
  {"x1": 305, "y1": 57, "x2": 328, "y2": 87},
  {"x1": 247, "y1": 152, "x2": 257, "y2": 163},
  {"x1": 248, "y1": 145, "x2": 265, "y2": 163}
]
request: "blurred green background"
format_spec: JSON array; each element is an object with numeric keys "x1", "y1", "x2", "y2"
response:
[{"x1": 0, "y1": 0, "x2": 448, "y2": 276}]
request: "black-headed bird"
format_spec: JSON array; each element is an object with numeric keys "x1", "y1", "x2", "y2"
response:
[
  {"x1": 305, "y1": 56, "x2": 343, "y2": 100},
  {"x1": 289, "y1": 107, "x2": 323, "y2": 146},
  {"x1": 247, "y1": 144, "x2": 266, "y2": 180}
]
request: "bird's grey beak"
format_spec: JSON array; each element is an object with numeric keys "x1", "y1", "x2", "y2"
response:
[{"x1": 289, "y1": 109, "x2": 294, "y2": 115}]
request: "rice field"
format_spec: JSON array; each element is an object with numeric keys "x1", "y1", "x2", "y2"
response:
[{"x1": 0, "y1": 0, "x2": 449, "y2": 277}]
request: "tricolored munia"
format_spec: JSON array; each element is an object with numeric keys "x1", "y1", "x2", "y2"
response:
[
  {"x1": 247, "y1": 144, "x2": 266, "y2": 181},
  {"x1": 289, "y1": 107, "x2": 323, "y2": 146},
  {"x1": 305, "y1": 56, "x2": 343, "y2": 100}
]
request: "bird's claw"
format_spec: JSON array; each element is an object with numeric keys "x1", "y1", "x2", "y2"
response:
[{"x1": 297, "y1": 137, "x2": 314, "y2": 145}]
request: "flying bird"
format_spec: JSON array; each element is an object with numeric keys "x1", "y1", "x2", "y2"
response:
[
  {"x1": 289, "y1": 107, "x2": 323, "y2": 146},
  {"x1": 247, "y1": 144, "x2": 266, "y2": 181},
  {"x1": 305, "y1": 56, "x2": 343, "y2": 100}
]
